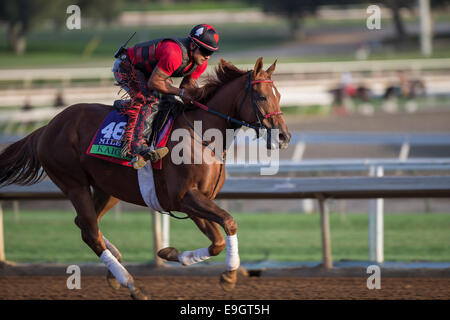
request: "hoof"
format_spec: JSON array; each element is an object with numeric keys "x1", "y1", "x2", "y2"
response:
[
  {"x1": 219, "y1": 270, "x2": 237, "y2": 292},
  {"x1": 106, "y1": 270, "x2": 121, "y2": 290},
  {"x1": 237, "y1": 266, "x2": 249, "y2": 277},
  {"x1": 130, "y1": 286, "x2": 149, "y2": 300},
  {"x1": 158, "y1": 247, "x2": 180, "y2": 262}
]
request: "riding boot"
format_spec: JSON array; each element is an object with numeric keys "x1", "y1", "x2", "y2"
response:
[{"x1": 127, "y1": 96, "x2": 169, "y2": 169}]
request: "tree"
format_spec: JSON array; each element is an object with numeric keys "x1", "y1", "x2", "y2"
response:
[
  {"x1": 0, "y1": 0, "x2": 54, "y2": 54},
  {"x1": 0, "y1": 0, "x2": 123, "y2": 55},
  {"x1": 382, "y1": 0, "x2": 450, "y2": 41},
  {"x1": 248, "y1": 0, "x2": 324, "y2": 40},
  {"x1": 381, "y1": 0, "x2": 414, "y2": 41}
]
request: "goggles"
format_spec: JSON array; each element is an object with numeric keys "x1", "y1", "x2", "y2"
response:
[{"x1": 193, "y1": 41, "x2": 214, "y2": 57}]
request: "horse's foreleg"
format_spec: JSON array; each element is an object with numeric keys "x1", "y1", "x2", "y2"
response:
[
  {"x1": 178, "y1": 189, "x2": 240, "y2": 291},
  {"x1": 158, "y1": 217, "x2": 225, "y2": 265},
  {"x1": 192, "y1": 217, "x2": 226, "y2": 257}
]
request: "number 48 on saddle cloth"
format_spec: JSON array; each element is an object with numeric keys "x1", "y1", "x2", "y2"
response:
[{"x1": 86, "y1": 107, "x2": 174, "y2": 170}]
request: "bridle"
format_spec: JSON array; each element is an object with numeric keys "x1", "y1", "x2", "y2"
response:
[
  {"x1": 189, "y1": 70, "x2": 283, "y2": 137},
  {"x1": 235, "y1": 70, "x2": 282, "y2": 137}
]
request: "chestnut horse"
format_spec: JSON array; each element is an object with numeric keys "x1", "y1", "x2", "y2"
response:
[{"x1": 0, "y1": 57, "x2": 290, "y2": 299}]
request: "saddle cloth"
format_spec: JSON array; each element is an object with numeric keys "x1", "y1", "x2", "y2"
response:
[{"x1": 86, "y1": 103, "x2": 175, "y2": 170}]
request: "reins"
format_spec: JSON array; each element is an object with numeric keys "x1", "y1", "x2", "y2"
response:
[{"x1": 190, "y1": 100, "x2": 260, "y2": 131}]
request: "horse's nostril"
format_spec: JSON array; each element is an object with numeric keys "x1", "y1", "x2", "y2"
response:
[{"x1": 279, "y1": 133, "x2": 290, "y2": 143}]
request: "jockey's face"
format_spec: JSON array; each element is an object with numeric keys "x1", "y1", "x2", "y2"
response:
[{"x1": 190, "y1": 42, "x2": 212, "y2": 65}]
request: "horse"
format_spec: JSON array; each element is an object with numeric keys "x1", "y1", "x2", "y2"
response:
[{"x1": 0, "y1": 57, "x2": 291, "y2": 299}]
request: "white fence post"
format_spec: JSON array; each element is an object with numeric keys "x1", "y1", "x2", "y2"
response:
[
  {"x1": 419, "y1": 0, "x2": 433, "y2": 57},
  {"x1": 317, "y1": 195, "x2": 333, "y2": 269},
  {"x1": 162, "y1": 213, "x2": 170, "y2": 249},
  {"x1": 369, "y1": 165, "x2": 384, "y2": 263},
  {"x1": 292, "y1": 142, "x2": 314, "y2": 214},
  {"x1": 292, "y1": 142, "x2": 306, "y2": 162},
  {"x1": 399, "y1": 142, "x2": 410, "y2": 161},
  {"x1": 152, "y1": 211, "x2": 164, "y2": 266}
]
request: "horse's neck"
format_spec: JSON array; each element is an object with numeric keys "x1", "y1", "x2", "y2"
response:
[
  {"x1": 206, "y1": 78, "x2": 244, "y2": 120},
  {"x1": 185, "y1": 76, "x2": 244, "y2": 134}
]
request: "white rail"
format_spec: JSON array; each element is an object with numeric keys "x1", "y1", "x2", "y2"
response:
[{"x1": 0, "y1": 58, "x2": 449, "y2": 83}]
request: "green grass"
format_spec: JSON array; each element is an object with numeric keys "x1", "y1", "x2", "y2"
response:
[
  {"x1": 2, "y1": 210, "x2": 449, "y2": 263},
  {"x1": 123, "y1": 1, "x2": 256, "y2": 12}
]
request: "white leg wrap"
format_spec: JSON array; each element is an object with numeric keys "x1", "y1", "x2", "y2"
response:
[
  {"x1": 100, "y1": 249, "x2": 132, "y2": 287},
  {"x1": 226, "y1": 234, "x2": 240, "y2": 271},
  {"x1": 102, "y1": 236, "x2": 121, "y2": 260},
  {"x1": 178, "y1": 247, "x2": 211, "y2": 266}
]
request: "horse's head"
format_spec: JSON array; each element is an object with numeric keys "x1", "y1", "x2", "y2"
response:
[{"x1": 236, "y1": 57, "x2": 291, "y2": 150}]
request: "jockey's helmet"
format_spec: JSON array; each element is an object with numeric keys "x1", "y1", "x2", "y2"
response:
[{"x1": 189, "y1": 24, "x2": 219, "y2": 54}]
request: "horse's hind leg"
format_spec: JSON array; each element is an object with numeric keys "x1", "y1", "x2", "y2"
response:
[
  {"x1": 58, "y1": 181, "x2": 146, "y2": 300},
  {"x1": 93, "y1": 188, "x2": 121, "y2": 261},
  {"x1": 191, "y1": 218, "x2": 226, "y2": 256},
  {"x1": 92, "y1": 187, "x2": 122, "y2": 290},
  {"x1": 158, "y1": 216, "x2": 226, "y2": 263}
]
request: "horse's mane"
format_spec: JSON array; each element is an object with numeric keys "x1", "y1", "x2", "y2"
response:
[{"x1": 194, "y1": 59, "x2": 249, "y2": 104}]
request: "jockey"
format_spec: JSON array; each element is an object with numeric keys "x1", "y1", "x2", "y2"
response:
[{"x1": 112, "y1": 24, "x2": 219, "y2": 169}]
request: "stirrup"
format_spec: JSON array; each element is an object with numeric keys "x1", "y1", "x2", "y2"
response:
[
  {"x1": 130, "y1": 155, "x2": 147, "y2": 170},
  {"x1": 143, "y1": 147, "x2": 169, "y2": 163},
  {"x1": 131, "y1": 147, "x2": 169, "y2": 170}
]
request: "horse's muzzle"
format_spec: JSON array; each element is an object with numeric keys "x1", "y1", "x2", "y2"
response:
[
  {"x1": 265, "y1": 129, "x2": 290, "y2": 150},
  {"x1": 278, "y1": 131, "x2": 291, "y2": 150}
]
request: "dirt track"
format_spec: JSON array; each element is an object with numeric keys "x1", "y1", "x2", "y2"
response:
[{"x1": 1, "y1": 275, "x2": 449, "y2": 300}]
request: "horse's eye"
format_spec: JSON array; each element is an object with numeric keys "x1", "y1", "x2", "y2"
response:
[{"x1": 257, "y1": 95, "x2": 267, "y2": 101}]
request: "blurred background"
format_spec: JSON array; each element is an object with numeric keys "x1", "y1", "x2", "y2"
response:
[{"x1": 0, "y1": 0, "x2": 449, "y2": 265}]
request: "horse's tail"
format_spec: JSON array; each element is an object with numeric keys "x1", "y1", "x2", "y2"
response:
[{"x1": 0, "y1": 126, "x2": 47, "y2": 187}]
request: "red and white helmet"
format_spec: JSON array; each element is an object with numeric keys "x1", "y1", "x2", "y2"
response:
[{"x1": 189, "y1": 24, "x2": 219, "y2": 53}]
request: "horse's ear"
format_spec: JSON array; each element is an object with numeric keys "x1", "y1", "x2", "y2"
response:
[
  {"x1": 253, "y1": 57, "x2": 263, "y2": 77},
  {"x1": 266, "y1": 59, "x2": 277, "y2": 77}
]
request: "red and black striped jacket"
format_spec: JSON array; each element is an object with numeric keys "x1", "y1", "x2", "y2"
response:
[{"x1": 126, "y1": 37, "x2": 198, "y2": 78}]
